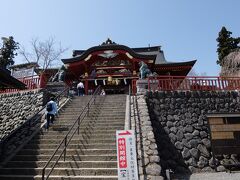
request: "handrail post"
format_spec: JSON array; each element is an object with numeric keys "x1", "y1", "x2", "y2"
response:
[
  {"x1": 129, "y1": 85, "x2": 131, "y2": 130},
  {"x1": 42, "y1": 168, "x2": 45, "y2": 180},
  {"x1": 148, "y1": 77, "x2": 150, "y2": 91},
  {"x1": 87, "y1": 102, "x2": 89, "y2": 116},
  {"x1": 77, "y1": 117, "x2": 80, "y2": 135},
  {"x1": 64, "y1": 136, "x2": 67, "y2": 161}
]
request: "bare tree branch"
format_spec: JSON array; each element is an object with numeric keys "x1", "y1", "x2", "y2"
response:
[
  {"x1": 188, "y1": 68, "x2": 207, "y2": 76},
  {"x1": 18, "y1": 45, "x2": 31, "y2": 63},
  {"x1": 31, "y1": 38, "x2": 42, "y2": 64},
  {"x1": 19, "y1": 37, "x2": 68, "y2": 71}
]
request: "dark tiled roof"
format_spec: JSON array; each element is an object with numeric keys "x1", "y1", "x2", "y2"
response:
[
  {"x1": 10, "y1": 62, "x2": 39, "y2": 69},
  {"x1": 73, "y1": 50, "x2": 85, "y2": 57},
  {"x1": 132, "y1": 46, "x2": 161, "y2": 52},
  {"x1": 0, "y1": 68, "x2": 26, "y2": 89},
  {"x1": 155, "y1": 60, "x2": 197, "y2": 66},
  {"x1": 62, "y1": 44, "x2": 157, "y2": 64},
  {"x1": 72, "y1": 46, "x2": 162, "y2": 57}
]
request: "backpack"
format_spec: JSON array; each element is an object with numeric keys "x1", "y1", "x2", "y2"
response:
[{"x1": 46, "y1": 102, "x2": 53, "y2": 112}]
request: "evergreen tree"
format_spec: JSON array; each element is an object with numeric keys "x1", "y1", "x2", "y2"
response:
[
  {"x1": 0, "y1": 36, "x2": 19, "y2": 69},
  {"x1": 216, "y1": 26, "x2": 240, "y2": 66}
]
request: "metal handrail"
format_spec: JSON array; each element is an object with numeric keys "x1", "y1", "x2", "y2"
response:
[
  {"x1": 42, "y1": 86, "x2": 101, "y2": 180},
  {"x1": 0, "y1": 87, "x2": 70, "y2": 158},
  {"x1": 129, "y1": 85, "x2": 131, "y2": 129}
]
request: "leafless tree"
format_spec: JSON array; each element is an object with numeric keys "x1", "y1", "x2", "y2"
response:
[
  {"x1": 19, "y1": 37, "x2": 68, "y2": 71},
  {"x1": 220, "y1": 49, "x2": 240, "y2": 77},
  {"x1": 188, "y1": 68, "x2": 207, "y2": 76}
]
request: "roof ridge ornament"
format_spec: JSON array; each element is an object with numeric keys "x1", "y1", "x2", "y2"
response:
[{"x1": 101, "y1": 38, "x2": 116, "y2": 46}]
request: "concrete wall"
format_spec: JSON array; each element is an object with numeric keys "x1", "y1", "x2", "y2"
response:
[{"x1": 146, "y1": 91, "x2": 240, "y2": 174}]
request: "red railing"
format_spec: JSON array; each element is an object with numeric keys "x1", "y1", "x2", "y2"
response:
[
  {"x1": 0, "y1": 75, "x2": 44, "y2": 94},
  {"x1": 131, "y1": 76, "x2": 240, "y2": 94},
  {"x1": 147, "y1": 76, "x2": 240, "y2": 91}
]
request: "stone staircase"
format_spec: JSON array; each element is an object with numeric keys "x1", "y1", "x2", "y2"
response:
[{"x1": 0, "y1": 94, "x2": 126, "y2": 179}]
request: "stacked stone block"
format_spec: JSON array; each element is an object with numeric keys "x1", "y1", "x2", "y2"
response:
[
  {"x1": 0, "y1": 90, "x2": 44, "y2": 140},
  {"x1": 146, "y1": 91, "x2": 240, "y2": 174},
  {"x1": 131, "y1": 95, "x2": 163, "y2": 179}
]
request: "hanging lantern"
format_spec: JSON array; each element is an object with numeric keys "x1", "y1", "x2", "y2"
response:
[
  {"x1": 108, "y1": 76, "x2": 112, "y2": 82},
  {"x1": 112, "y1": 79, "x2": 116, "y2": 85},
  {"x1": 115, "y1": 79, "x2": 120, "y2": 85}
]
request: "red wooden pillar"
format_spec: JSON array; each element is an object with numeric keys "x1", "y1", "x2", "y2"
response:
[
  {"x1": 39, "y1": 73, "x2": 45, "y2": 88},
  {"x1": 85, "y1": 78, "x2": 88, "y2": 95}
]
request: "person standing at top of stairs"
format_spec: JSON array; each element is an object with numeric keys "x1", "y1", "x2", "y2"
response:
[{"x1": 77, "y1": 81, "x2": 85, "y2": 96}]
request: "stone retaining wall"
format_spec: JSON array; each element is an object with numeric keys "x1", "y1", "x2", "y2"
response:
[
  {"x1": 0, "y1": 90, "x2": 44, "y2": 140},
  {"x1": 131, "y1": 95, "x2": 164, "y2": 180},
  {"x1": 146, "y1": 91, "x2": 240, "y2": 174}
]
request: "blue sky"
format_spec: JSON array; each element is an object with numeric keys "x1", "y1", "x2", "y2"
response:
[{"x1": 1, "y1": 0, "x2": 240, "y2": 75}]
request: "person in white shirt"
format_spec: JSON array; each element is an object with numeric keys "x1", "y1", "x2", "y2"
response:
[
  {"x1": 100, "y1": 89, "x2": 106, "y2": 96},
  {"x1": 77, "y1": 81, "x2": 85, "y2": 96}
]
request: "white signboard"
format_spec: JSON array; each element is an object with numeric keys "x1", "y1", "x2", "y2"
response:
[
  {"x1": 12, "y1": 67, "x2": 34, "y2": 78},
  {"x1": 116, "y1": 130, "x2": 138, "y2": 180}
]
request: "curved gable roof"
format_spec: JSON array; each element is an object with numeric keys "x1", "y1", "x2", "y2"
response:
[{"x1": 62, "y1": 44, "x2": 157, "y2": 64}]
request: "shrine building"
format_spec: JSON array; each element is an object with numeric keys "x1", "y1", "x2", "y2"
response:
[{"x1": 62, "y1": 39, "x2": 196, "y2": 94}]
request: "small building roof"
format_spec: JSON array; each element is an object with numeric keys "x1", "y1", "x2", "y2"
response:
[
  {"x1": 132, "y1": 46, "x2": 167, "y2": 64},
  {"x1": 0, "y1": 68, "x2": 26, "y2": 89},
  {"x1": 10, "y1": 62, "x2": 39, "y2": 70}
]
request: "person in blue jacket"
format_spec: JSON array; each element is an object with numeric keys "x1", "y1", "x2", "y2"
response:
[{"x1": 45, "y1": 97, "x2": 58, "y2": 130}]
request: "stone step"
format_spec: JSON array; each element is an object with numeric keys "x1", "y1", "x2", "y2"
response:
[
  {"x1": 5, "y1": 161, "x2": 117, "y2": 168},
  {"x1": 58, "y1": 114, "x2": 125, "y2": 118},
  {"x1": 53, "y1": 119, "x2": 124, "y2": 123},
  {"x1": 33, "y1": 134, "x2": 117, "y2": 140},
  {"x1": 12, "y1": 154, "x2": 117, "y2": 161},
  {"x1": 49, "y1": 125, "x2": 124, "y2": 131},
  {"x1": 57, "y1": 112, "x2": 125, "y2": 116},
  {"x1": 29, "y1": 139, "x2": 116, "y2": 145},
  {"x1": 0, "y1": 167, "x2": 117, "y2": 176},
  {"x1": 61, "y1": 106, "x2": 125, "y2": 110},
  {"x1": 63, "y1": 105, "x2": 125, "y2": 108},
  {"x1": 50, "y1": 123, "x2": 124, "y2": 128},
  {"x1": 17, "y1": 149, "x2": 116, "y2": 156},
  {"x1": 61, "y1": 106, "x2": 124, "y2": 109},
  {"x1": 55, "y1": 117, "x2": 125, "y2": 121},
  {"x1": 66, "y1": 102, "x2": 125, "y2": 105},
  {"x1": 53, "y1": 120, "x2": 124, "y2": 125},
  {"x1": 61, "y1": 112, "x2": 124, "y2": 116},
  {"x1": 50, "y1": 122, "x2": 122, "y2": 127},
  {"x1": 24, "y1": 143, "x2": 116, "y2": 149},
  {"x1": 56, "y1": 115, "x2": 125, "y2": 119},
  {"x1": 38, "y1": 129, "x2": 118, "y2": 135},
  {"x1": 0, "y1": 175, "x2": 118, "y2": 180}
]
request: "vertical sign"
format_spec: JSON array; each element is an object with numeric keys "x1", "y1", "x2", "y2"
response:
[{"x1": 116, "y1": 130, "x2": 138, "y2": 180}]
